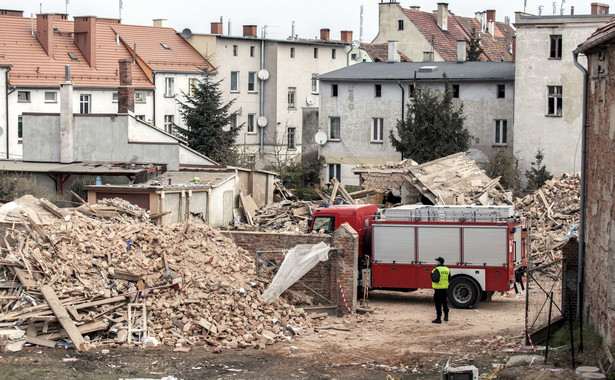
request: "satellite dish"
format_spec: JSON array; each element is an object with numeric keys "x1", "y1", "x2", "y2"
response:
[
  {"x1": 315, "y1": 130, "x2": 328, "y2": 146},
  {"x1": 352, "y1": 40, "x2": 361, "y2": 49},
  {"x1": 257, "y1": 116, "x2": 268, "y2": 127},
  {"x1": 257, "y1": 69, "x2": 269, "y2": 80},
  {"x1": 181, "y1": 28, "x2": 192, "y2": 39},
  {"x1": 306, "y1": 94, "x2": 316, "y2": 106}
]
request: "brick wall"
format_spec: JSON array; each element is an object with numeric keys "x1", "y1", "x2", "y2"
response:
[
  {"x1": 562, "y1": 238, "x2": 579, "y2": 321},
  {"x1": 583, "y1": 46, "x2": 615, "y2": 346},
  {"x1": 224, "y1": 227, "x2": 359, "y2": 315}
]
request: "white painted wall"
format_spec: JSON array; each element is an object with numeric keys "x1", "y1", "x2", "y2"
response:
[{"x1": 153, "y1": 72, "x2": 196, "y2": 131}]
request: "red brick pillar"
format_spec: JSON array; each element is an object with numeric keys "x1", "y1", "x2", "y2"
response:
[
  {"x1": 562, "y1": 237, "x2": 579, "y2": 321},
  {"x1": 118, "y1": 59, "x2": 134, "y2": 114},
  {"x1": 333, "y1": 223, "x2": 359, "y2": 315}
]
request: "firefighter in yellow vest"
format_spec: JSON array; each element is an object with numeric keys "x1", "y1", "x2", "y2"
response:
[{"x1": 431, "y1": 257, "x2": 450, "y2": 323}]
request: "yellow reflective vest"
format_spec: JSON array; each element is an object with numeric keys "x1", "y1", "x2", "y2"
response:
[{"x1": 432, "y1": 266, "x2": 450, "y2": 289}]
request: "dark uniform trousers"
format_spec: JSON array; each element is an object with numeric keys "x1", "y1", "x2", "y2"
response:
[{"x1": 434, "y1": 288, "x2": 449, "y2": 319}]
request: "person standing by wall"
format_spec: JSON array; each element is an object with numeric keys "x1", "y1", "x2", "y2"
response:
[{"x1": 431, "y1": 257, "x2": 450, "y2": 323}]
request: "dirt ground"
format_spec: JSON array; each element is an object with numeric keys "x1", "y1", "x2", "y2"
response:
[{"x1": 0, "y1": 288, "x2": 569, "y2": 380}]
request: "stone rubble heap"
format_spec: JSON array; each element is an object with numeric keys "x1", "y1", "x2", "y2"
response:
[{"x1": 0, "y1": 196, "x2": 312, "y2": 352}]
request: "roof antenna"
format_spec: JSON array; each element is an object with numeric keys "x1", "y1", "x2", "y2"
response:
[
  {"x1": 30, "y1": 13, "x2": 34, "y2": 36},
  {"x1": 39, "y1": 3, "x2": 42, "y2": 13},
  {"x1": 119, "y1": 0, "x2": 123, "y2": 20},
  {"x1": 65, "y1": 0, "x2": 69, "y2": 14}
]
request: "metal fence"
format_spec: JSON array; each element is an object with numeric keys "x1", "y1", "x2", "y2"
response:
[{"x1": 525, "y1": 258, "x2": 564, "y2": 345}]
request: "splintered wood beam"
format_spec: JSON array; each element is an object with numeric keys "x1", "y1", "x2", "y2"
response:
[{"x1": 41, "y1": 285, "x2": 88, "y2": 352}]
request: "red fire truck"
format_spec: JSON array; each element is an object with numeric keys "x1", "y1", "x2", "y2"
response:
[{"x1": 309, "y1": 204, "x2": 527, "y2": 308}]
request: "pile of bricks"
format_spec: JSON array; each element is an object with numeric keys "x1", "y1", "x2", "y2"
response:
[{"x1": 0, "y1": 196, "x2": 313, "y2": 352}]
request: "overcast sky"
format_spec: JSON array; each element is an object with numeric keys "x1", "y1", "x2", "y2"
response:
[{"x1": 3, "y1": 0, "x2": 614, "y2": 42}]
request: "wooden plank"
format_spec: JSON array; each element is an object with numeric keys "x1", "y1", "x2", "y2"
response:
[
  {"x1": 292, "y1": 206, "x2": 310, "y2": 216},
  {"x1": 239, "y1": 191, "x2": 256, "y2": 225},
  {"x1": 72, "y1": 296, "x2": 126, "y2": 310},
  {"x1": 348, "y1": 189, "x2": 376, "y2": 199},
  {"x1": 26, "y1": 335, "x2": 57, "y2": 348},
  {"x1": 329, "y1": 179, "x2": 340, "y2": 203},
  {"x1": 39, "y1": 198, "x2": 70, "y2": 219},
  {"x1": 108, "y1": 268, "x2": 141, "y2": 282},
  {"x1": 40, "y1": 285, "x2": 88, "y2": 352},
  {"x1": 13, "y1": 268, "x2": 36, "y2": 290},
  {"x1": 39, "y1": 321, "x2": 109, "y2": 340}
]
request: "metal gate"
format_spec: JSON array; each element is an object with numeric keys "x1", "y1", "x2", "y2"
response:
[
  {"x1": 525, "y1": 258, "x2": 565, "y2": 345},
  {"x1": 255, "y1": 249, "x2": 338, "y2": 307}
]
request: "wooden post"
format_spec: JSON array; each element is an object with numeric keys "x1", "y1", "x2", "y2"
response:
[{"x1": 41, "y1": 285, "x2": 88, "y2": 351}]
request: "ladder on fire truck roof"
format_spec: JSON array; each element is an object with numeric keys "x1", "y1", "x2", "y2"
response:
[{"x1": 381, "y1": 205, "x2": 516, "y2": 223}]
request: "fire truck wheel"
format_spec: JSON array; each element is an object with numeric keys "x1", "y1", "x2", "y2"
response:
[{"x1": 448, "y1": 277, "x2": 479, "y2": 309}]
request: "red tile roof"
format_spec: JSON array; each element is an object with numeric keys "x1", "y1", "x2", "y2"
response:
[
  {"x1": 402, "y1": 8, "x2": 515, "y2": 62},
  {"x1": 0, "y1": 14, "x2": 211, "y2": 88},
  {"x1": 360, "y1": 43, "x2": 411, "y2": 62}
]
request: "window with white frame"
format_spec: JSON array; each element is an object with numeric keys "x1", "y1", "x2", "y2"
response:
[
  {"x1": 494, "y1": 119, "x2": 507, "y2": 145},
  {"x1": 398, "y1": 20, "x2": 404, "y2": 30},
  {"x1": 44, "y1": 91, "x2": 57, "y2": 103},
  {"x1": 247, "y1": 114, "x2": 255, "y2": 133},
  {"x1": 164, "y1": 77, "x2": 174, "y2": 97},
  {"x1": 188, "y1": 78, "x2": 197, "y2": 97},
  {"x1": 248, "y1": 72, "x2": 256, "y2": 92},
  {"x1": 312, "y1": 73, "x2": 319, "y2": 93},
  {"x1": 288, "y1": 87, "x2": 296, "y2": 109},
  {"x1": 79, "y1": 94, "x2": 91, "y2": 113},
  {"x1": 18, "y1": 115, "x2": 23, "y2": 140},
  {"x1": 230, "y1": 71, "x2": 239, "y2": 92},
  {"x1": 549, "y1": 35, "x2": 562, "y2": 59},
  {"x1": 17, "y1": 91, "x2": 30, "y2": 102},
  {"x1": 135, "y1": 92, "x2": 146, "y2": 103},
  {"x1": 112, "y1": 92, "x2": 119, "y2": 102},
  {"x1": 547, "y1": 85, "x2": 563, "y2": 116},
  {"x1": 164, "y1": 115, "x2": 174, "y2": 133},
  {"x1": 287, "y1": 127, "x2": 296, "y2": 149},
  {"x1": 328, "y1": 163, "x2": 341, "y2": 182},
  {"x1": 372, "y1": 118, "x2": 384, "y2": 142},
  {"x1": 329, "y1": 117, "x2": 340, "y2": 140}
]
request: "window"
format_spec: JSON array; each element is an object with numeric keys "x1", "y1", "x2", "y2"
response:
[
  {"x1": 329, "y1": 117, "x2": 340, "y2": 140},
  {"x1": 332, "y1": 49, "x2": 336, "y2": 59},
  {"x1": 164, "y1": 115, "x2": 174, "y2": 133},
  {"x1": 112, "y1": 92, "x2": 118, "y2": 102},
  {"x1": 135, "y1": 92, "x2": 146, "y2": 103},
  {"x1": 331, "y1": 84, "x2": 338, "y2": 97},
  {"x1": 248, "y1": 72, "x2": 256, "y2": 92},
  {"x1": 17, "y1": 116, "x2": 23, "y2": 139},
  {"x1": 287, "y1": 127, "x2": 296, "y2": 149},
  {"x1": 287, "y1": 87, "x2": 296, "y2": 109},
  {"x1": 17, "y1": 91, "x2": 30, "y2": 102},
  {"x1": 549, "y1": 35, "x2": 562, "y2": 59},
  {"x1": 312, "y1": 216, "x2": 335, "y2": 233},
  {"x1": 233, "y1": 45, "x2": 238, "y2": 56},
  {"x1": 452, "y1": 84, "x2": 460, "y2": 98},
  {"x1": 247, "y1": 114, "x2": 255, "y2": 133},
  {"x1": 328, "y1": 163, "x2": 341, "y2": 182},
  {"x1": 230, "y1": 71, "x2": 239, "y2": 92},
  {"x1": 494, "y1": 120, "x2": 507, "y2": 145},
  {"x1": 398, "y1": 20, "x2": 404, "y2": 30},
  {"x1": 230, "y1": 114, "x2": 237, "y2": 130},
  {"x1": 250, "y1": 46, "x2": 255, "y2": 57},
  {"x1": 79, "y1": 94, "x2": 91, "y2": 113},
  {"x1": 372, "y1": 118, "x2": 384, "y2": 142},
  {"x1": 68, "y1": 52, "x2": 78, "y2": 61},
  {"x1": 375, "y1": 84, "x2": 382, "y2": 98},
  {"x1": 160, "y1": 43, "x2": 171, "y2": 50},
  {"x1": 311, "y1": 73, "x2": 319, "y2": 93},
  {"x1": 44, "y1": 91, "x2": 57, "y2": 103},
  {"x1": 409, "y1": 84, "x2": 415, "y2": 98},
  {"x1": 351, "y1": 53, "x2": 357, "y2": 60},
  {"x1": 165, "y1": 77, "x2": 174, "y2": 97},
  {"x1": 136, "y1": 115, "x2": 145, "y2": 121},
  {"x1": 246, "y1": 155, "x2": 255, "y2": 168},
  {"x1": 547, "y1": 85, "x2": 563, "y2": 116},
  {"x1": 187, "y1": 78, "x2": 197, "y2": 97},
  {"x1": 497, "y1": 84, "x2": 506, "y2": 99},
  {"x1": 290, "y1": 47, "x2": 295, "y2": 58},
  {"x1": 314, "y1": 47, "x2": 319, "y2": 59}
]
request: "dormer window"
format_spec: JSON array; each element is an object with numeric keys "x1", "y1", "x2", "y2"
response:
[
  {"x1": 68, "y1": 52, "x2": 78, "y2": 61},
  {"x1": 160, "y1": 43, "x2": 171, "y2": 50}
]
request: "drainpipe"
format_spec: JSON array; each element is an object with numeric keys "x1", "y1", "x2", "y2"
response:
[
  {"x1": 259, "y1": 39, "x2": 265, "y2": 154},
  {"x1": 397, "y1": 81, "x2": 405, "y2": 123},
  {"x1": 572, "y1": 52, "x2": 587, "y2": 324},
  {"x1": 5, "y1": 68, "x2": 11, "y2": 159},
  {"x1": 152, "y1": 72, "x2": 156, "y2": 127}
]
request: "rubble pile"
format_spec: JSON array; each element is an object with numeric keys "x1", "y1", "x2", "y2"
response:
[
  {"x1": 0, "y1": 196, "x2": 312, "y2": 352},
  {"x1": 237, "y1": 200, "x2": 319, "y2": 233},
  {"x1": 514, "y1": 174, "x2": 580, "y2": 265}
]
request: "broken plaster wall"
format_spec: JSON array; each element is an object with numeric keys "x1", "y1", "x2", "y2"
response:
[
  {"x1": 358, "y1": 171, "x2": 420, "y2": 204},
  {"x1": 583, "y1": 45, "x2": 615, "y2": 346}
]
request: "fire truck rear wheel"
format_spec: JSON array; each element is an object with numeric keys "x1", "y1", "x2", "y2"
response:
[{"x1": 448, "y1": 277, "x2": 479, "y2": 309}]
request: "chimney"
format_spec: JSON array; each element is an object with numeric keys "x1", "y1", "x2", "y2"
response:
[
  {"x1": 571, "y1": 6, "x2": 575, "y2": 15},
  {"x1": 211, "y1": 22, "x2": 223, "y2": 35},
  {"x1": 36, "y1": 14, "x2": 54, "y2": 56},
  {"x1": 486, "y1": 9, "x2": 495, "y2": 36},
  {"x1": 320, "y1": 28, "x2": 330, "y2": 41},
  {"x1": 74, "y1": 16, "x2": 97, "y2": 67},
  {"x1": 243, "y1": 25, "x2": 257, "y2": 37},
  {"x1": 60, "y1": 64, "x2": 74, "y2": 164},
  {"x1": 423, "y1": 51, "x2": 434, "y2": 62},
  {"x1": 409, "y1": 6, "x2": 420, "y2": 10},
  {"x1": 153, "y1": 19, "x2": 167, "y2": 27},
  {"x1": 591, "y1": 3, "x2": 609, "y2": 14},
  {"x1": 437, "y1": 3, "x2": 448, "y2": 31},
  {"x1": 388, "y1": 41, "x2": 399, "y2": 62},
  {"x1": 1, "y1": 10, "x2": 24, "y2": 16},
  {"x1": 118, "y1": 59, "x2": 134, "y2": 114},
  {"x1": 512, "y1": 36, "x2": 516, "y2": 61},
  {"x1": 457, "y1": 40, "x2": 466, "y2": 62},
  {"x1": 341, "y1": 30, "x2": 353, "y2": 43}
]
